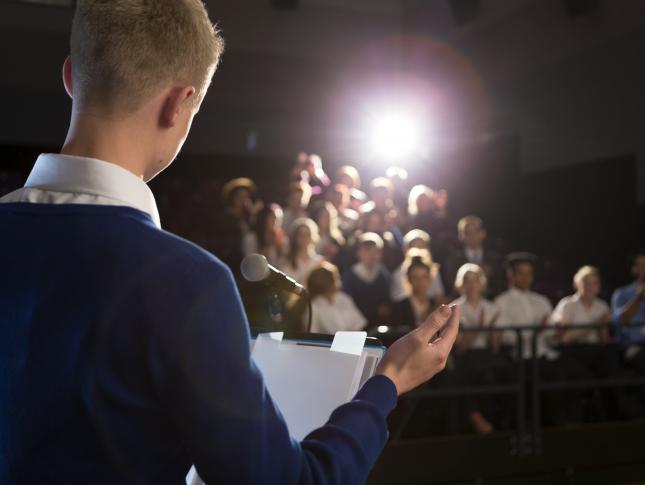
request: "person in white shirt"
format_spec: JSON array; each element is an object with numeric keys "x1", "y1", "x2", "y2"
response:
[
  {"x1": 551, "y1": 266, "x2": 625, "y2": 420},
  {"x1": 495, "y1": 253, "x2": 555, "y2": 361},
  {"x1": 451, "y1": 263, "x2": 509, "y2": 435},
  {"x1": 552, "y1": 266, "x2": 611, "y2": 345},
  {"x1": 305, "y1": 261, "x2": 367, "y2": 334},
  {"x1": 278, "y1": 217, "x2": 323, "y2": 284},
  {"x1": 390, "y1": 229, "x2": 445, "y2": 302},
  {"x1": 495, "y1": 253, "x2": 575, "y2": 425}
]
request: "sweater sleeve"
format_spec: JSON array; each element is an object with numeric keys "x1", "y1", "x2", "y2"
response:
[{"x1": 150, "y1": 256, "x2": 397, "y2": 484}]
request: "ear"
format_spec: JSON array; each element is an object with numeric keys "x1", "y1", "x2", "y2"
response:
[
  {"x1": 62, "y1": 56, "x2": 73, "y2": 98},
  {"x1": 160, "y1": 86, "x2": 196, "y2": 128}
]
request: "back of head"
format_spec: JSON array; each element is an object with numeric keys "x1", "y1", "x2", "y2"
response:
[
  {"x1": 307, "y1": 262, "x2": 341, "y2": 299},
  {"x1": 71, "y1": 0, "x2": 224, "y2": 113}
]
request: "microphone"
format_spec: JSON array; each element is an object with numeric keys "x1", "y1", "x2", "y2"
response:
[{"x1": 241, "y1": 254, "x2": 307, "y2": 296}]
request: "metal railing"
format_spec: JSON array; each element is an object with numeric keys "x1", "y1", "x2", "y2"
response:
[{"x1": 387, "y1": 322, "x2": 645, "y2": 457}]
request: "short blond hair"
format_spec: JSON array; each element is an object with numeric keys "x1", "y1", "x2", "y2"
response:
[
  {"x1": 71, "y1": 0, "x2": 224, "y2": 112},
  {"x1": 454, "y1": 263, "x2": 487, "y2": 291},
  {"x1": 573, "y1": 265, "x2": 600, "y2": 291}
]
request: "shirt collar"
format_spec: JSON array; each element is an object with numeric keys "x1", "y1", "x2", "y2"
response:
[{"x1": 25, "y1": 153, "x2": 160, "y2": 227}]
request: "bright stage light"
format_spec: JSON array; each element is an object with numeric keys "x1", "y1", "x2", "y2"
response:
[{"x1": 368, "y1": 111, "x2": 421, "y2": 161}]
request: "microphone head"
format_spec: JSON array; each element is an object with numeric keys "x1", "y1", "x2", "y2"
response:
[{"x1": 241, "y1": 254, "x2": 271, "y2": 282}]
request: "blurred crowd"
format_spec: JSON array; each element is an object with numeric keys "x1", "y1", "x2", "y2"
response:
[{"x1": 200, "y1": 152, "x2": 645, "y2": 435}]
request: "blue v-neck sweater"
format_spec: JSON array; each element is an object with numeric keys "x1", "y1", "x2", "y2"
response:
[{"x1": 0, "y1": 203, "x2": 397, "y2": 484}]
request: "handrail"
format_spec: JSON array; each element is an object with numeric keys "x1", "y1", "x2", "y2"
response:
[{"x1": 387, "y1": 321, "x2": 645, "y2": 456}]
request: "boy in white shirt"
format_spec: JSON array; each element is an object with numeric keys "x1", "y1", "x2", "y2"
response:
[{"x1": 495, "y1": 253, "x2": 573, "y2": 425}]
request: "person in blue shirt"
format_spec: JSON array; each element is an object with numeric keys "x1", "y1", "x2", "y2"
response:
[
  {"x1": 611, "y1": 249, "x2": 645, "y2": 374},
  {"x1": 342, "y1": 232, "x2": 393, "y2": 331},
  {"x1": 0, "y1": 1, "x2": 460, "y2": 484}
]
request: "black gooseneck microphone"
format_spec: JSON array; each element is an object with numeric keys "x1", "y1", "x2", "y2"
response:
[
  {"x1": 240, "y1": 254, "x2": 312, "y2": 332},
  {"x1": 241, "y1": 254, "x2": 307, "y2": 296}
]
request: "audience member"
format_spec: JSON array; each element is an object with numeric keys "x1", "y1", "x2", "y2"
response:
[
  {"x1": 242, "y1": 203, "x2": 285, "y2": 267},
  {"x1": 612, "y1": 250, "x2": 645, "y2": 375},
  {"x1": 361, "y1": 177, "x2": 395, "y2": 215},
  {"x1": 311, "y1": 201, "x2": 345, "y2": 263},
  {"x1": 342, "y1": 232, "x2": 392, "y2": 330},
  {"x1": 407, "y1": 184, "x2": 451, "y2": 261},
  {"x1": 212, "y1": 177, "x2": 257, "y2": 274},
  {"x1": 306, "y1": 261, "x2": 367, "y2": 334},
  {"x1": 391, "y1": 250, "x2": 438, "y2": 328},
  {"x1": 336, "y1": 164, "x2": 367, "y2": 212},
  {"x1": 282, "y1": 181, "x2": 311, "y2": 234},
  {"x1": 495, "y1": 252, "x2": 554, "y2": 359},
  {"x1": 444, "y1": 216, "x2": 503, "y2": 297},
  {"x1": 279, "y1": 217, "x2": 323, "y2": 283},
  {"x1": 385, "y1": 166, "x2": 409, "y2": 215},
  {"x1": 304, "y1": 153, "x2": 330, "y2": 197},
  {"x1": 451, "y1": 263, "x2": 504, "y2": 434},
  {"x1": 552, "y1": 266, "x2": 625, "y2": 420},
  {"x1": 326, "y1": 183, "x2": 359, "y2": 238},
  {"x1": 390, "y1": 229, "x2": 445, "y2": 302}
]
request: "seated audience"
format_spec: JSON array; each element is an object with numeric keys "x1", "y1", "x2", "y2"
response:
[
  {"x1": 390, "y1": 229, "x2": 445, "y2": 302},
  {"x1": 444, "y1": 215, "x2": 503, "y2": 297},
  {"x1": 311, "y1": 201, "x2": 345, "y2": 263},
  {"x1": 342, "y1": 232, "x2": 392, "y2": 330},
  {"x1": 451, "y1": 263, "x2": 504, "y2": 434},
  {"x1": 612, "y1": 250, "x2": 645, "y2": 374},
  {"x1": 282, "y1": 181, "x2": 312, "y2": 233},
  {"x1": 306, "y1": 262, "x2": 367, "y2": 334},
  {"x1": 391, "y1": 250, "x2": 438, "y2": 328},
  {"x1": 278, "y1": 217, "x2": 323, "y2": 283},
  {"x1": 242, "y1": 203, "x2": 285, "y2": 267}
]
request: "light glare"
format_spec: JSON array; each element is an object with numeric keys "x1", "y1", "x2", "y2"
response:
[{"x1": 369, "y1": 112, "x2": 420, "y2": 160}]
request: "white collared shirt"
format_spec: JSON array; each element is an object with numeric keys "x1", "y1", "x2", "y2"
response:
[
  {"x1": 551, "y1": 294, "x2": 610, "y2": 344},
  {"x1": 495, "y1": 287, "x2": 555, "y2": 359},
  {"x1": 308, "y1": 292, "x2": 367, "y2": 334},
  {"x1": 0, "y1": 153, "x2": 161, "y2": 228},
  {"x1": 452, "y1": 295, "x2": 500, "y2": 349},
  {"x1": 465, "y1": 247, "x2": 484, "y2": 264}
]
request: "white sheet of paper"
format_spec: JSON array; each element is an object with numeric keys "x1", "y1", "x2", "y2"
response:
[{"x1": 251, "y1": 336, "x2": 362, "y2": 440}]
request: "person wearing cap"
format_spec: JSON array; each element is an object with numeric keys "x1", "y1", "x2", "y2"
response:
[{"x1": 212, "y1": 177, "x2": 257, "y2": 275}]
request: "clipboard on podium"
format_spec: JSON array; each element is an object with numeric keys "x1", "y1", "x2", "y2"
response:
[{"x1": 185, "y1": 330, "x2": 386, "y2": 485}]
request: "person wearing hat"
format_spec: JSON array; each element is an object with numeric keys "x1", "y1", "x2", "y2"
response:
[{"x1": 212, "y1": 177, "x2": 257, "y2": 275}]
